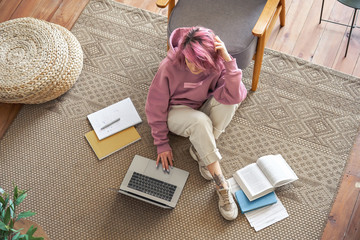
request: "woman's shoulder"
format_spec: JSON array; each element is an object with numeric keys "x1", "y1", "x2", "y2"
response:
[{"x1": 159, "y1": 53, "x2": 184, "y2": 72}]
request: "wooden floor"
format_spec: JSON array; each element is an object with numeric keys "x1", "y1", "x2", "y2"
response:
[{"x1": 0, "y1": 0, "x2": 359, "y2": 239}]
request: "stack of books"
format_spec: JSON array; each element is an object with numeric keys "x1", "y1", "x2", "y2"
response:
[
  {"x1": 228, "y1": 154, "x2": 298, "y2": 231},
  {"x1": 85, "y1": 97, "x2": 142, "y2": 160}
]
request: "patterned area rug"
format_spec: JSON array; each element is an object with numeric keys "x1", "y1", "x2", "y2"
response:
[{"x1": 1, "y1": 0, "x2": 360, "y2": 239}]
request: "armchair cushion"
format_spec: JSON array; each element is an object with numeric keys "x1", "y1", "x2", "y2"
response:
[{"x1": 168, "y1": 0, "x2": 267, "y2": 69}]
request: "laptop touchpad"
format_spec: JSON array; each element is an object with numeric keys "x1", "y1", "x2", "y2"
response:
[{"x1": 143, "y1": 160, "x2": 171, "y2": 181}]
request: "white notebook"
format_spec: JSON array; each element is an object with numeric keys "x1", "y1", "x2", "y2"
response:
[{"x1": 87, "y1": 97, "x2": 142, "y2": 140}]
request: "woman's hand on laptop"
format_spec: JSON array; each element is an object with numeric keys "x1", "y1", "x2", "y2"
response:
[{"x1": 156, "y1": 151, "x2": 173, "y2": 173}]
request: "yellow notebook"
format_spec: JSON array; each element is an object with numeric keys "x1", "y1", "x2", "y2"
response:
[{"x1": 85, "y1": 126, "x2": 141, "y2": 160}]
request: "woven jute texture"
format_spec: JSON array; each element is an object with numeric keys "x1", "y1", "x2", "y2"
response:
[
  {"x1": 1, "y1": 0, "x2": 360, "y2": 239},
  {"x1": 0, "y1": 17, "x2": 83, "y2": 104}
]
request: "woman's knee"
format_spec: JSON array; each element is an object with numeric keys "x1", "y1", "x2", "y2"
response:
[
  {"x1": 168, "y1": 108, "x2": 213, "y2": 136},
  {"x1": 194, "y1": 113, "x2": 213, "y2": 127},
  {"x1": 225, "y1": 102, "x2": 240, "y2": 113},
  {"x1": 184, "y1": 112, "x2": 212, "y2": 134}
]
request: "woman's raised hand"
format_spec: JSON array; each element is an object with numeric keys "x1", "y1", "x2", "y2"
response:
[{"x1": 214, "y1": 36, "x2": 231, "y2": 62}]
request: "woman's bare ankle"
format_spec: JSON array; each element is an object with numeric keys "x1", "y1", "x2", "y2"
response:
[{"x1": 212, "y1": 173, "x2": 227, "y2": 189}]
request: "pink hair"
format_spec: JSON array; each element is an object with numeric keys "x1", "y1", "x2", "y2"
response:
[{"x1": 176, "y1": 27, "x2": 223, "y2": 72}]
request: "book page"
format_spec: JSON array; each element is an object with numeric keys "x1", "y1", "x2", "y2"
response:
[
  {"x1": 257, "y1": 154, "x2": 298, "y2": 187},
  {"x1": 235, "y1": 163, "x2": 273, "y2": 197},
  {"x1": 227, "y1": 177, "x2": 241, "y2": 195},
  {"x1": 244, "y1": 196, "x2": 289, "y2": 231}
]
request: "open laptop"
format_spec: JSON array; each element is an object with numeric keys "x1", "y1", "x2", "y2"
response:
[{"x1": 119, "y1": 155, "x2": 189, "y2": 209}]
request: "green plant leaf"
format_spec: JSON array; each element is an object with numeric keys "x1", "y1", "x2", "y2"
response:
[
  {"x1": 4, "y1": 207, "x2": 11, "y2": 224},
  {"x1": 11, "y1": 227, "x2": 23, "y2": 232},
  {"x1": 25, "y1": 225, "x2": 36, "y2": 236},
  {"x1": 11, "y1": 231, "x2": 21, "y2": 240},
  {"x1": 1, "y1": 209, "x2": 5, "y2": 221},
  {"x1": 0, "y1": 195, "x2": 5, "y2": 206},
  {"x1": 30, "y1": 237, "x2": 44, "y2": 240},
  {"x1": 9, "y1": 219, "x2": 14, "y2": 229},
  {"x1": 19, "y1": 234, "x2": 29, "y2": 240},
  {"x1": 1, "y1": 231, "x2": 11, "y2": 238},
  {"x1": 0, "y1": 220, "x2": 9, "y2": 231},
  {"x1": 15, "y1": 193, "x2": 27, "y2": 206},
  {"x1": 16, "y1": 211, "x2": 36, "y2": 221},
  {"x1": 14, "y1": 186, "x2": 19, "y2": 200},
  {"x1": 9, "y1": 199, "x2": 15, "y2": 219},
  {"x1": 4, "y1": 196, "x2": 9, "y2": 209}
]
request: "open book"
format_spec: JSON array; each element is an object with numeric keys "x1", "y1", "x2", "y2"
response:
[{"x1": 233, "y1": 154, "x2": 298, "y2": 201}]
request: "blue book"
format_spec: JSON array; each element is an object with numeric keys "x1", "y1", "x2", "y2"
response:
[{"x1": 235, "y1": 190, "x2": 277, "y2": 214}]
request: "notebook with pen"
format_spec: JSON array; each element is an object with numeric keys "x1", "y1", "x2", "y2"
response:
[{"x1": 87, "y1": 97, "x2": 142, "y2": 140}]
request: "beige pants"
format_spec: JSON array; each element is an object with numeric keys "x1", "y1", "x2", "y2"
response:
[{"x1": 167, "y1": 97, "x2": 240, "y2": 166}]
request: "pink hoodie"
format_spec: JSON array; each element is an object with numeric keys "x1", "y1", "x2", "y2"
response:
[{"x1": 145, "y1": 28, "x2": 247, "y2": 154}]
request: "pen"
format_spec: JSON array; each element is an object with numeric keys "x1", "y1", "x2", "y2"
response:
[{"x1": 100, "y1": 118, "x2": 120, "y2": 130}]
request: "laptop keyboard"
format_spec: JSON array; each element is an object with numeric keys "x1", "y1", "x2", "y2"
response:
[{"x1": 127, "y1": 172, "x2": 177, "y2": 202}]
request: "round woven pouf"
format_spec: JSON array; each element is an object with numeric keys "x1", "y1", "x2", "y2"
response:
[{"x1": 0, "y1": 17, "x2": 83, "y2": 104}]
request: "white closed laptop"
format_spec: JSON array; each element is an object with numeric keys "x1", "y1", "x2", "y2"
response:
[{"x1": 119, "y1": 155, "x2": 189, "y2": 209}]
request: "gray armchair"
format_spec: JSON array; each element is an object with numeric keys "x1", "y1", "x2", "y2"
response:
[{"x1": 157, "y1": 0, "x2": 285, "y2": 91}]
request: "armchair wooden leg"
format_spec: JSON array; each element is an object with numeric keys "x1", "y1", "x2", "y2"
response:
[
  {"x1": 156, "y1": 0, "x2": 175, "y2": 51},
  {"x1": 280, "y1": 0, "x2": 285, "y2": 27},
  {"x1": 168, "y1": 0, "x2": 175, "y2": 19},
  {"x1": 252, "y1": 35, "x2": 266, "y2": 91}
]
